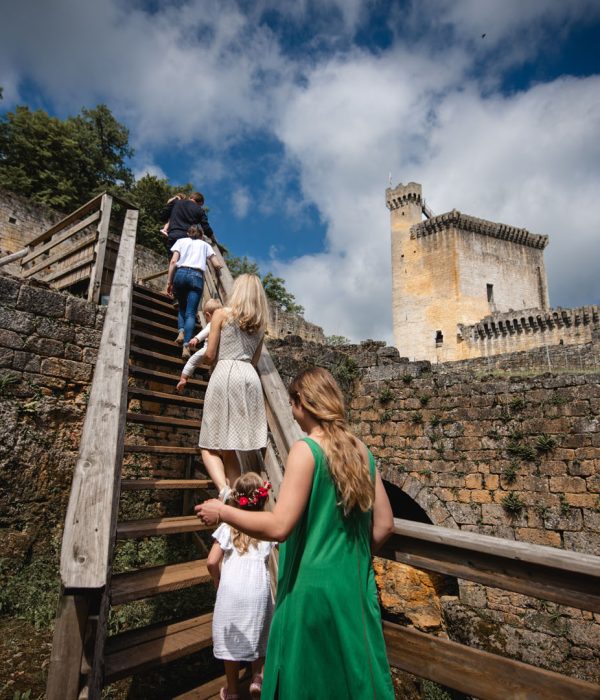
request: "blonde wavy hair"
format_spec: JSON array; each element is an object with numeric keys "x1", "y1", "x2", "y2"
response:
[
  {"x1": 229, "y1": 471, "x2": 268, "y2": 554},
  {"x1": 226, "y1": 274, "x2": 269, "y2": 335},
  {"x1": 289, "y1": 367, "x2": 374, "y2": 515}
]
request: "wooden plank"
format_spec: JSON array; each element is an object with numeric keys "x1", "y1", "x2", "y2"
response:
[
  {"x1": 129, "y1": 364, "x2": 208, "y2": 387},
  {"x1": 130, "y1": 345, "x2": 189, "y2": 367},
  {"x1": 383, "y1": 622, "x2": 600, "y2": 700},
  {"x1": 0, "y1": 247, "x2": 28, "y2": 267},
  {"x1": 116, "y1": 515, "x2": 211, "y2": 539},
  {"x1": 133, "y1": 289, "x2": 177, "y2": 314},
  {"x1": 132, "y1": 301, "x2": 179, "y2": 325},
  {"x1": 123, "y1": 444, "x2": 201, "y2": 455},
  {"x1": 128, "y1": 386, "x2": 205, "y2": 408},
  {"x1": 126, "y1": 412, "x2": 200, "y2": 429},
  {"x1": 111, "y1": 560, "x2": 210, "y2": 605},
  {"x1": 60, "y1": 209, "x2": 139, "y2": 589},
  {"x1": 121, "y1": 478, "x2": 210, "y2": 490},
  {"x1": 43, "y1": 251, "x2": 96, "y2": 283},
  {"x1": 46, "y1": 593, "x2": 91, "y2": 700},
  {"x1": 381, "y1": 519, "x2": 600, "y2": 612},
  {"x1": 23, "y1": 230, "x2": 98, "y2": 278},
  {"x1": 21, "y1": 211, "x2": 101, "y2": 266},
  {"x1": 88, "y1": 194, "x2": 113, "y2": 304},
  {"x1": 137, "y1": 267, "x2": 169, "y2": 283},
  {"x1": 132, "y1": 314, "x2": 180, "y2": 337},
  {"x1": 26, "y1": 193, "x2": 104, "y2": 249},
  {"x1": 53, "y1": 264, "x2": 93, "y2": 291},
  {"x1": 133, "y1": 282, "x2": 171, "y2": 301},
  {"x1": 131, "y1": 327, "x2": 185, "y2": 355},
  {"x1": 105, "y1": 613, "x2": 212, "y2": 682},
  {"x1": 173, "y1": 670, "x2": 252, "y2": 700}
]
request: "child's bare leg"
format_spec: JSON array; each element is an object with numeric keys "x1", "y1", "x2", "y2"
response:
[
  {"x1": 251, "y1": 657, "x2": 264, "y2": 676},
  {"x1": 201, "y1": 449, "x2": 227, "y2": 492},
  {"x1": 222, "y1": 451, "x2": 241, "y2": 487},
  {"x1": 223, "y1": 660, "x2": 240, "y2": 695}
]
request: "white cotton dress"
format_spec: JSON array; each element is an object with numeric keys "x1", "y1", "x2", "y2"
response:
[
  {"x1": 212, "y1": 523, "x2": 276, "y2": 662},
  {"x1": 198, "y1": 321, "x2": 267, "y2": 451}
]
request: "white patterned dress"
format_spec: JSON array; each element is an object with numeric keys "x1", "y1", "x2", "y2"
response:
[
  {"x1": 198, "y1": 321, "x2": 267, "y2": 451},
  {"x1": 212, "y1": 523, "x2": 276, "y2": 661}
]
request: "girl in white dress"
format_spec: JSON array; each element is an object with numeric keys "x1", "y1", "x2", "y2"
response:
[{"x1": 207, "y1": 472, "x2": 276, "y2": 700}]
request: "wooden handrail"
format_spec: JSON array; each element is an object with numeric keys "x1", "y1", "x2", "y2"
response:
[
  {"x1": 59, "y1": 208, "x2": 139, "y2": 588},
  {"x1": 0, "y1": 247, "x2": 28, "y2": 267},
  {"x1": 381, "y1": 518, "x2": 600, "y2": 612}
]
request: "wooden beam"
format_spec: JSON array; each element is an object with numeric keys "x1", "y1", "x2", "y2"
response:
[
  {"x1": 26, "y1": 193, "x2": 104, "y2": 248},
  {"x1": 60, "y1": 209, "x2": 138, "y2": 589},
  {"x1": 21, "y1": 211, "x2": 101, "y2": 266},
  {"x1": 46, "y1": 592, "x2": 91, "y2": 700},
  {"x1": 42, "y1": 252, "x2": 96, "y2": 284},
  {"x1": 384, "y1": 622, "x2": 600, "y2": 700},
  {"x1": 88, "y1": 194, "x2": 113, "y2": 304},
  {"x1": 22, "y1": 231, "x2": 98, "y2": 278},
  {"x1": 0, "y1": 247, "x2": 28, "y2": 267},
  {"x1": 381, "y1": 519, "x2": 600, "y2": 612}
]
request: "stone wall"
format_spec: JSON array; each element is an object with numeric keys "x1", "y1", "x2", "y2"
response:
[
  {"x1": 268, "y1": 335, "x2": 600, "y2": 684},
  {"x1": 267, "y1": 306, "x2": 325, "y2": 343}
]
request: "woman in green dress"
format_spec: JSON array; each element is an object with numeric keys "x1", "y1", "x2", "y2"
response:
[{"x1": 196, "y1": 366, "x2": 395, "y2": 699}]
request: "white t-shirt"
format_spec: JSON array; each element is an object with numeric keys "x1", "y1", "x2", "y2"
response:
[{"x1": 172, "y1": 238, "x2": 216, "y2": 271}]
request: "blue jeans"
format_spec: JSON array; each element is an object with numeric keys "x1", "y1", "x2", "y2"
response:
[{"x1": 173, "y1": 267, "x2": 204, "y2": 344}]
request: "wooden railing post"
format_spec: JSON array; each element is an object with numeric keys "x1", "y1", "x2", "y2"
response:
[{"x1": 87, "y1": 194, "x2": 113, "y2": 304}]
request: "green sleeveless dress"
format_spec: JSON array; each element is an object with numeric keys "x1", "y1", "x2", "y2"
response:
[{"x1": 261, "y1": 437, "x2": 394, "y2": 699}]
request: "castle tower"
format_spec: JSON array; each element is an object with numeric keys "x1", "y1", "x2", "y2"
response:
[{"x1": 386, "y1": 182, "x2": 550, "y2": 362}]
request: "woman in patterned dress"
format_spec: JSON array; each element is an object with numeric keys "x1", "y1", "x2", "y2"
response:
[
  {"x1": 196, "y1": 367, "x2": 395, "y2": 698},
  {"x1": 198, "y1": 274, "x2": 269, "y2": 499}
]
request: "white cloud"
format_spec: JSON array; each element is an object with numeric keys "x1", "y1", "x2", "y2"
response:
[
  {"x1": 133, "y1": 162, "x2": 167, "y2": 181},
  {"x1": 232, "y1": 187, "x2": 251, "y2": 218}
]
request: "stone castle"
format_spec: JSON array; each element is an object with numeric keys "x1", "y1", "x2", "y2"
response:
[{"x1": 387, "y1": 182, "x2": 599, "y2": 362}]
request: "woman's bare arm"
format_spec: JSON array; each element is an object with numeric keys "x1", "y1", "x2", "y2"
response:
[
  {"x1": 371, "y1": 470, "x2": 394, "y2": 552},
  {"x1": 195, "y1": 440, "x2": 315, "y2": 542}
]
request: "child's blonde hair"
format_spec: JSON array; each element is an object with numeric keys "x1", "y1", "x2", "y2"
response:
[
  {"x1": 203, "y1": 298, "x2": 222, "y2": 315},
  {"x1": 228, "y1": 471, "x2": 271, "y2": 554},
  {"x1": 289, "y1": 367, "x2": 374, "y2": 515},
  {"x1": 226, "y1": 274, "x2": 269, "y2": 335}
]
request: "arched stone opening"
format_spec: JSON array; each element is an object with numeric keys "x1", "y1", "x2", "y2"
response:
[{"x1": 375, "y1": 478, "x2": 459, "y2": 633}]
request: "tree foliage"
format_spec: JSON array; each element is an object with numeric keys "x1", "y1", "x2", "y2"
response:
[
  {"x1": 227, "y1": 256, "x2": 304, "y2": 315},
  {"x1": 0, "y1": 104, "x2": 133, "y2": 210}
]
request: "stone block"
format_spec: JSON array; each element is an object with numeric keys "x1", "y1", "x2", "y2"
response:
[
  {"x1": 82, "y1": 347, "x2": 100, "y2": 365},
  {"x1": 549, "y1": 476, "x2": 587, "y2": 493},
  {"x1": 517, "y1": 526, "x2": 562, "y2": 547},
  {"x1": 568, "y1": 460, "x2": 594, "y2": 477},
  {"x1": 0, "y1": 307, "x2": 35, "y2": 335},
  {"x1": 75, "y1": 327, "x2": 103, "y2": 348},
  {"x1": 17, "y1": 285, "x2": 65, "y2": 318},
  {"x1": 481, "y1": 503, "x2": 509, "y2": 526},
  {"x1": 11, "y1": 351, "x2": 41, "y2": 373},
  {"x1": 471, "y1": 489, "x2": 493, "y2": 503},
  {"x1": 23, "y1": 371, "x2": 67, "y2": 391},
  {"x1": 0, "y1": 347, "x2": 14, "y2": 368},
  {"x1": 543, "y1": 508, "x2": 583, "y2": 531},
  {"x1": 446, "y1": 501, "x2": 478, "y2": 525},
  {"x1": 65, "y1": 296, "x2": 97, "y2": 327},
  {"x1": 583, "y1": 510, "x2": 600, "y2": 533},
  {"x1": 0, "y1": 328, "x2": 24, "y2": 350},
  {"x1": 64, "y1": 343, "x2": 83, "y2": 361},
  {"x1": 35, "y1": 317, "x2": 76, "y2": 342},
  {"x1": 465, "y1": 473, "x2": 483, "y2": 489},
  {"x1": 0, "y1": 273, "x2": 21, "y2": 306},
  {"x1": 563, "y1": 530, "x2": 600, "y2": 555},
  {"x1": 40, "y1": 357, "x2": 93, "y2": 383},
  {"x1": 24, "y1": 336, "x2": 65, "y2": 358}
]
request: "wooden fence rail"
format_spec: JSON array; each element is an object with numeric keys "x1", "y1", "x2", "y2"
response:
[{"x1": 381, "y1": 518, "x2": 600, "y2": 699}]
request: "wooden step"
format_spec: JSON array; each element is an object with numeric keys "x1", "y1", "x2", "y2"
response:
[
  {"x1": 173, "y1": 670, "x2": 252, "y2": 700},
  {"x1": 104, "y1": 612, "x2": 213, "y2": 682},
  {"x1": 132, "y1": 313, "x2": 182, "y2": 338},
  {"x1": 111, "y1": 560, "x2": 211, "y2": 605},
  {"x1": 131, "y1": 328, "x2": 184, "y2": 356},
  {"x1": 121, "y1": 479, "x2": 211, "y2": 490},
  {"x1": 129, "y1": 364, "x2": 208, "y2": 387},
  {"x1": 133, "y1": 283, "x2": 171, "y2": 303},
  {"x1": 124, "y1": 444, "x2": 201, "y2": 455},
  {"x1": 132, "y1": 301, "x2": 178, "y2": 326},
  {"x1": 131, "y1": 345, "x2": 189, "y2": 368},
  {"x1": 116, "y1": 515, "x2": 210, "y2": 539},
  {"x1": 128, "y1": 386, "x2": 205, "y2": 408},
  {"x1": 127, "y1": 412, "x2": 200, "y2": 429},
  {"x1": 133, "y1": 290, "x2": 178, "y2": 315}
]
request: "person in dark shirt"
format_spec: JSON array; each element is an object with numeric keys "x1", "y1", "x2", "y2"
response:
[{"x1": 161, "y1": 192, "x2": 216, "y2": 255}]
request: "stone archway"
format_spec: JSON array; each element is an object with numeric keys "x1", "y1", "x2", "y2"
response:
[{"x1": 375, "y1": 474, "x2": 459, "y2": 634}]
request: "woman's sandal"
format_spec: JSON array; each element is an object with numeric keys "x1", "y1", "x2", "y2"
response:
[
  {"x1": 249, "y1": 673, "x2": 263, "y2": 698},
  {"x1": 219, "y1": 689, "x2": 239, "y2": 700}
]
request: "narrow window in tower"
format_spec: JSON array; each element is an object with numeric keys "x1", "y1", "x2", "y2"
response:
[
  {"x1": 487, "y1": 284, "x2": 494, "y2": 303},
  {"x1": 8, "y1": 215, "x2": 17, "y2": 224},
  {"x1": 435, "y1": 330, "x2": 443, "y2": 346}
]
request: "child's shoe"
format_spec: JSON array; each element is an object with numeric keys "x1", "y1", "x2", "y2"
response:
[
  {"x1": 182, "y1": 344, "x2": 191, "y2": 360},
  {"x1": 249, "y1": 673, "x2": 263, "y2": 698},
  {"x1": 175, "y1": 329, "x2": 184, "y2": 345}
]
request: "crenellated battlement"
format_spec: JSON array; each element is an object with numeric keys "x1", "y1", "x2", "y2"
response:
[
  {"x1": 411, "y1": 209, "x2": 548, "y2": 250},
  {"x1": 458, "y1": 305, "x2": 599, "y2": 344},
  {"x1": 386, "y1": 181, "x2": 422, "y2": 211}
]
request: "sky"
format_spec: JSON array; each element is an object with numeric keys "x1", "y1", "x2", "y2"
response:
[{"x1": 1, "y1": 0, "x2": 599, "y2": 342}]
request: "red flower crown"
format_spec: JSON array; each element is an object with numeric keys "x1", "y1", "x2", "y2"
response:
[{"x1": 231, "y1": 481, "x2": 272, "y2": 508}]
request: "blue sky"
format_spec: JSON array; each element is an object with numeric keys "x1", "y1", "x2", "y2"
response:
[{"x1": 1, "y1": 0, "x2": 600, "y2": 342}]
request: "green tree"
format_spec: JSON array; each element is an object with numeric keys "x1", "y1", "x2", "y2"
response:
[
  {"x1": 325, "y1": 335, "x2": 350, "y2": 346},
  {"x1": 227, "y1": 255, "x2": 260, "y2": 278},
  {"x1": 262, "y1": 272, "x2": 304, "y2": 315},
  {"x1": 0, "y1": 104, "x2": 133, "y2": 210}
]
